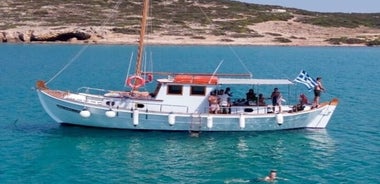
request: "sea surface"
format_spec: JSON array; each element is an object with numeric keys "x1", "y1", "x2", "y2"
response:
[{"x1": 0, "y1": 44, "x2": 379, "y2": 183}]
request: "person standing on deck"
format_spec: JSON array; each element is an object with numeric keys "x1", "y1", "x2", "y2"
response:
[
  {"x1": 313, "y1": 77, "x2": 325, "y2": 108},
  {"x1": 208, "y1": 91, "x2": 219, "y2": 114},
  {"x1": 225, "y1": 87, "x2": 232, "y2": 113},
  {"x1": 225, "y1": 87, "x2": 232, "y2": 97},
  {"x1": 218, "y1": 89, "x2": 230, "y2": 114},
  {"x1": 271, "y1": 88, "x2": 282, "y2": 113}
]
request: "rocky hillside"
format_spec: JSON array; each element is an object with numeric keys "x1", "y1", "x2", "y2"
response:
[{"x1": 1, "y1": 0, "x2": 379, "y2": 46}]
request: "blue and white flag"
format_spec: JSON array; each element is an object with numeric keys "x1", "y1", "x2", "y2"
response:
[{"x1": 294, "y1": 70, "x2": 317, "y2": 90}]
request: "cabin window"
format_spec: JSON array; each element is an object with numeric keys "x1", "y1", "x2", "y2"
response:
[
  {"x1": 167, "y1": 85, "x2": 183, "y2": 95},
  {"x1": 190, "y1": 86, "x2": 206, "y2": 96}
]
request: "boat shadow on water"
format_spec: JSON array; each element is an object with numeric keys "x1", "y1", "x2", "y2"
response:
[{"x1": 48, "y1": 123, "x2": 334, "y2": 141}]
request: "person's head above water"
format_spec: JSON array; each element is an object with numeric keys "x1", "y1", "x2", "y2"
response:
[{"x1": 264, "y1": 170, "x2": 277, "y2": 181}]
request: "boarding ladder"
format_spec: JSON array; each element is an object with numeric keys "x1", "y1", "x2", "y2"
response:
[{"x1": 189, "y1": 113, "x2": 202, "y2": 135}]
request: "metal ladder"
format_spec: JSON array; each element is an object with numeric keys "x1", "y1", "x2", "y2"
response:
[{"x1": 189, "y1": 114, "x2": 202, "y2": 135}]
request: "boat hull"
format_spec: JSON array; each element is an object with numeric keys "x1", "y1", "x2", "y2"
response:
[{"x1": 37, "y1": 89, "x2": 338, "y2": 132}]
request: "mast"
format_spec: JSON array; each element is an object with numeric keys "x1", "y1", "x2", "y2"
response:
[{"x1": 135, "y1": 0, "x2": 149, "y2": 76}]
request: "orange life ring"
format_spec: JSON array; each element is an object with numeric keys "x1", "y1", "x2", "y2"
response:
[
  {"x1": 126, "y1": 75, "x2": 145, "y2": 89},
  {"x1": 146, "y1": 73, "x2": 153, "y2": 83}
]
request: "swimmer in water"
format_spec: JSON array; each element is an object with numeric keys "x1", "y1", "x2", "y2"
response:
[
  {"x1": 224, "y1": 170, "x2": 281, "y2": 183},
  {"x1": 263, "y1": 170, "x2": 277, "y2": 182}
]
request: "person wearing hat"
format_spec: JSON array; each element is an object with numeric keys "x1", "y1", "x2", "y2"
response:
[{"x1": 313, "y1": 77, "x2": 325, "y2": 108}]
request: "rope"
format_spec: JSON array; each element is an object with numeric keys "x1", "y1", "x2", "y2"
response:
[
  {"x1": 197, "y1": 1, "x2": 284, "y2": 80},
  {"x1": 228, "y1": 47, "x2": 253, "y2": 78},
  {"x1": 197, "y1": 2, "x2": 252, "y2": 78},
  {"x1": 125, "y1": 52, "x2": 134, "y2": 87},
  {"x1": 324, "y1": 91, "x2": 338, "y2": 98},
  {"x1": 46, "y1": 0, "x2": 123, "y2": 85},
  {"x1": 46, "y1": 46, "x2": 88, "y2": 85},
  {"x1": 210, "y1": 60, "x2": 224, "y2": 83}
]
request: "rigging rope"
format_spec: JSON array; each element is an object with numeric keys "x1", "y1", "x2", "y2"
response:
[
  {"x1": 211, "y1": 60, "x2": 224, "y2": 78},
  {"x1": 46, "y1": 46, "x2": 88, "y2": 85},
  {"x1": 196, "y1": 3, "x2": 252, "y2": 78},
  {"x1": 125, "y1": 52, "x2": 134, "y2": 87},
  {"x1": 45, "y1": 0, "x2": 123, "y2": 85},
  {"x1": 228, "y1": 47, "x2": 253, "y2": 78}
]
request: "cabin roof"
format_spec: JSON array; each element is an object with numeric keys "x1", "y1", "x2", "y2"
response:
[
  {"x1": 218, "y1": 78, "x2": 293, "y2": 85},
  {"x1": 157, "y1": 78, "x2": 293, "y2": 85}
]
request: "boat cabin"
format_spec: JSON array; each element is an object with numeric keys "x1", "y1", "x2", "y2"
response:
[
  {"x1": 139, "y1": 74, "x2": 294, "y2": 115},
  {"x1": 151, "y1": 75, "x2": 219, "y2": 113}
]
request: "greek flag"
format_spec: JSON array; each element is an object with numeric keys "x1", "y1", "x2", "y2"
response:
[{"x1": 294, "y1": 70, "x2": 317, "y2": 90}]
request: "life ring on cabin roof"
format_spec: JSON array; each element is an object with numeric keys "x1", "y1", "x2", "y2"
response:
[{"x1": 126, "y1": 75, "x2": 146, "y2": 89}]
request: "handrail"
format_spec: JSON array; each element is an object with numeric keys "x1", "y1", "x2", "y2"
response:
[
  {"x1": 204, "y1": 105, "x2": 271, "y2": 115},
  {"x1": 141, "y1": 71, "x2": 252, "y2": 78},
  {"x1": 72, "y1": 90, "x2": 190, "y2": 113},
  {"x1": 136, "y1": 101, "x2": 189, "y2": 113},
  {"x1": 77, "y1": 87, "x2": 109, "y2": 95}
]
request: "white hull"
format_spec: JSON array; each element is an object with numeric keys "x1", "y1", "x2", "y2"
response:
[
  {"x1": 35, "y1": 0, "x2": 339, "y2": 132},
  {"x1": 37, "y1": 89, "x2": 338, "y2": 132}
]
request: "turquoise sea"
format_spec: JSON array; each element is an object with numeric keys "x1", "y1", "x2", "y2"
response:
[{"x1": 1, "y1": 44, "x2": 379, "y2": 183}]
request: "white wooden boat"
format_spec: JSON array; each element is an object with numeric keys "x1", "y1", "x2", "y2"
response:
[{"x1": 36, "y1": 0, "x2": 338, "y2": 132}]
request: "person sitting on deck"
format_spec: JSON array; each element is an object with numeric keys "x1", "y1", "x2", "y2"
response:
[
  {"x1": 246, "y1": 89, "x2": 257, "y2": 105},
  {"x1": 299, "y1": 94, "x2": 309, "y2": 106},
  {"x1": 232, "y1": 98, "x2": 246, "y2": 106},
  {"x1": 208, "y1": 91, "x2": 220, "y2": 114},
  {"x1": 258, "y1": 93, "x2": 266, "y2": 106},
  {"x1": 292, "y1": 94, "x2": 309, "y2": 112}
]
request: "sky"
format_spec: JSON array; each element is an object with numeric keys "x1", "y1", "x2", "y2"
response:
[{"x1": 240, "y1": 0, "x2": 380, "y2": 13}]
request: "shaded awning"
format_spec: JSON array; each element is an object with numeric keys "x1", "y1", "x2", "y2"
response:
[{"x1": 218, "y1": 78, "x2": 293, "y2": 85}]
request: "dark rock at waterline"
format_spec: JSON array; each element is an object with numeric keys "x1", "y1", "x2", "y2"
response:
[
  {"x1": 0, "y1": 30, "x2": 91, "y2": 43},
  {"x1": 30, "y1": 31, "x2": 91, "y2": 42}
]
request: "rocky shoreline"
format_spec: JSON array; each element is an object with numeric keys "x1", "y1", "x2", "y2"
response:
[
  {"x1": 2, "y1": 20, "x2": 380, "y2": 46},
  {"x1": 2, "y1": 0, "x2": 379, "y2": 46}
]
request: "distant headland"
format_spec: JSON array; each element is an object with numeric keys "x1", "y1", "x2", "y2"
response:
[{"x1": 1, "y1": 0, "x2": 379, "y2": 46}]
